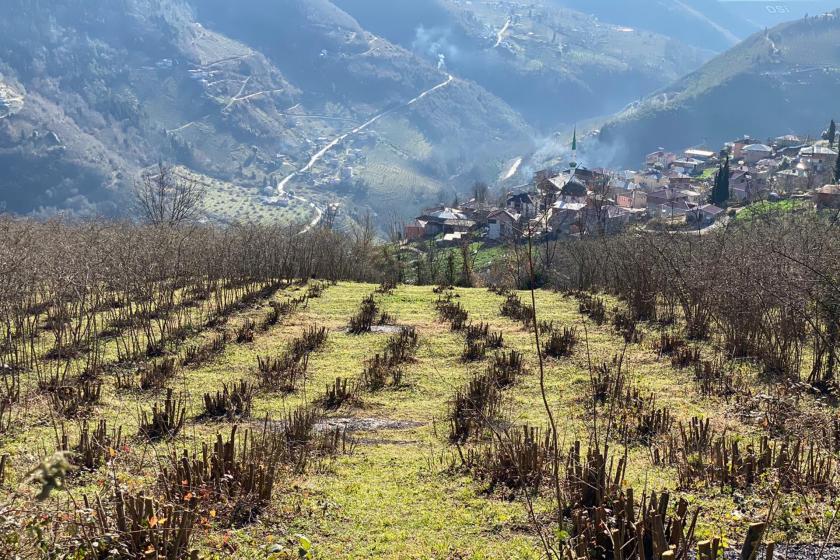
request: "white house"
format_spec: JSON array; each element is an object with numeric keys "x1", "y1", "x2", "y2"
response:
[{"x1": 487, "y1": 209, "x2": 520, "y2": 240}]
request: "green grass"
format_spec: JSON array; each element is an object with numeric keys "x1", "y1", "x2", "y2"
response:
[
  {"x1": 1, "y1": 282, "x2": 833, "y2": 557},
  {"x1": 174, "y1": 166, "x2": 313, "y2": 226},
  {"x1": 735, "y1": 199, "x2": 809, "y2": 222}
]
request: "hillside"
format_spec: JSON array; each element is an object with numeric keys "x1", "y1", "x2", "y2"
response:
[
  {"x1": 597, "y1": 11, "x2": 840, "y2": 167},
  {"x1": 0, "y1": 0, "x2": 534, "y2": 222},
  {"x1": 2, "y1": 206, "x2": 840, "y2": 557},
  {"x1": 2, "y1": 276, "x2": 837, "y2": 556},
  {"x1": 332, "y1": 0, "x2": 713, "y2": 128},
  {"x1": 553, "y1": 0, "x2": 747, "y2": 51}
]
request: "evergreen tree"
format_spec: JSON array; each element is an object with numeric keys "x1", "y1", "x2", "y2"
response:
[
  {"x1": 711, "y1": 162, "x2": 722, "y2": 204},
  {"x1": 721, "y1": 156, "x2": 730, "y2": 203},
  {"x1": 829, "y1": 119, "x2": 837, "y2": 149},
  {"x1": 711, "y1": 157, "x2": 731, "y2": 206},
  {"x1": 834, "y1": 150, "x2": 840, "y2": 183}
]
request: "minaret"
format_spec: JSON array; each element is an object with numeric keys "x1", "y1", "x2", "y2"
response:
[{"x1": 570, "y1": 126, "x2": 578, "y2": 171}]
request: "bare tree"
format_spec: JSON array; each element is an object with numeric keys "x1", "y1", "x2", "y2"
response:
[{"x1": 133, "y1": 163, "x2": 207, "y2": 226}]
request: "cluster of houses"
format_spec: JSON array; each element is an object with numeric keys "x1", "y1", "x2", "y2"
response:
[
  {"x1": 405, "y1": 164, "x2": 644, "y2": 243},
  {"x1": 404, "y1": 132, "x2": 840, "y2": 244}
]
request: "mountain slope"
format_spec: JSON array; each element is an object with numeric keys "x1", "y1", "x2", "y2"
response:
[
  {"x1": 597, "y1": 11, "x2": 840, "y2": 167},
  {"x1": 331, "y1": 0, "x2": 712, "y2": 130},
  {"x1": 552, "y1": 0, "x2": 748, "y2": 51},
  {"x1": 0, "y1": 0, "x2": 534, "y2": 221}
]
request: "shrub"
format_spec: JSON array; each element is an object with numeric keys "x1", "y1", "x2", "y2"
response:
[
  {"x1": 202, "y1": 380, "x2": 254, "y2": 420},
  {"x1": 544, "y1": 326, "x2": 578, "y2": 358},
  {"x1": 76, "y1": 491, "x2": 199, "y2": 559},
  {"x1": 322, "y1": 377, "x2": 356, "y2": 410},
  {"x1": 384, "y1": 326, "x2": 419, "y2": 364},
  {"x1": 37, "y1": 367, "x2": 69, "y2": 394},
  {"x1": 449, "y1": 373, "x2": 502, "y2": 443},
  {"x1": 613, "y1": 310, "x2": 643, "y2": 344},
  {"x1": 138, "y1": 388, "x2": 186, "y2": 441},
  {"x1": 348, "y1": 294, "x2": 379, "y2": 334},
  {"x1": 500, "y1": 294, "x2": 526, "y2": 322},
  {"x1": 291, "y1": 325, "x2": 328, "y2": 357},
  {"x1": 113, "y1": 368, "x2": 137, "y2": 391},
  {"x1": 489, "y1": 350, "x2": 525, "y2": 387},
  {"x1": 462, "y1": 339, "x2": 487, "y2": 362},
  {"x1": 257, "y1": 353, "x2": 308, "y2": 393},
  {"x1": 486, "y1": 330, "x2": 504, "y2": 349},
  {"x1": 139, "y1": 358, "x2": 177, "y2": 391},
  {"x1": 694, "y1": 358, "x2": 741, "y2": 398},
  {"x1": 182, "y1": 331, "x2": 229, "y2": 367},
  {"x1": 307, "y1": 282, "x2": 327, "y2": 299},
  {"x1": 0, "y1": 399, "x2": 13, "y2": 434},
  {"x1": 56, "y1": 419, "x2": 123, "y2": 472},
  {"x1": 235, "y1": 319, "x2": 256, "y2": 343},
  {"x1": 618, "y1": 395, "x2": 674, "y2": 445},
  {"x1": 464, "y1": 322, "x2": 490, "y2": 342},
  {"x1": 463, "y1": 425, "x2": 550, "y2": 491},
  {"x1": 436, "y1": 296, "x2": 469, "y2": 331},
  {"x1": 672, "y1": 346, "x2": 701, "y2": 369},
  {"x1": 590, "y1": 356, "x2": 625, "y2": 404},
  {"x1": 656, "y1": 332, "x2": 685, "y2": 356},
  {"x1": 376, "y1": 281, "x2": 396, "y2": 295},
  {"x1": 261, "y1": 299, "x2": 299, "y2": 331},
  {"x1": 48, "y1": 380, "x2": 102, "y2": 418},
  {"x1": 577, "y1": 293, "x2": 606, "y2": 325},
  {"x1": 159, "y1": 425, "x2": 281, "y2": 525},
  {"x1": 361, "y1": 353, "x2": 399, "y2": 391},
  {"x1": 1, "y1": 367, "x2": 20, "y2": 403}
]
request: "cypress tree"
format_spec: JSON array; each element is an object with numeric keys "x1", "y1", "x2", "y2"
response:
[
  {"x1": 829, "y1": 119, "x2": 837, "y2": 149},
  {"x1": 711, "y1": 158, "x2": 729, "y2": 205},
  {"x1": 721, "y1": 156, "x2": 730, "y2": 203},
  {"x1": 711, "y1": 167, "x2": 720, "y2": 204},
  {"x1": 834, "y1": 151, "x2": 840, "y2": 183}
]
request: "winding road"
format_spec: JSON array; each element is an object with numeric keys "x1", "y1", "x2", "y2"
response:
[
  {"x1": 493, "y1": 19, "x2": 511, "y2": 48},
  {"x1": 277, "y1": 74, "x2": 455, "y2": 233}
]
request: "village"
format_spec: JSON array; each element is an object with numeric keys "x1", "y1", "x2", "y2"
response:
[{"x1": 405, "y1": 129, "x2": 840, "y2": 245}]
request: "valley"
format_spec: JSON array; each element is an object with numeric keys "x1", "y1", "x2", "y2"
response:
[{"x1": 0, "y1": 0, "x2": 721, "y2": 226}]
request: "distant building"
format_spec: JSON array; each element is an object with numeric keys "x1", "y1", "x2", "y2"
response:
[
  {"x1": 799, "y1": 145, "x2": 838, "y2": 167},
  {"x1": 646, "y1": 187, "x2": 694, "y2": 216},
  {"x1": 732, "y1": 137, "x2": 754, "y2": 160},
  {"x1": 416, "y1": 208, "x2": 476, "y2": 237},
  {"x1": 646, "y1": 149, "x2": 676, "y2": 168},
  {"x1": 683, "y1": 149, "x2": 715, "y2": 162},
  {"x1": 742, "y1": 144, "x2": 773, "y2": 165},
  {"x1": 506, "y1": 192, "x2": 538, "y2": 218},
  {"x1": 669, "y1": 176, "x2": 692, "y2": 189},
  {"x1": 549, "y1": 200, "x2": 586, "y2": 234},
  {"x1": 687, "y1": 204, "x2": 724, "y2": 226},
  {"x1": 775, "y1": 168, "x2": 810, "y2": 192},
  {"x1": 616, "y1": 190, "x2": 647, "y2": 209},
  {"x1": 773, "y1": 135, "x2": 803, "y2": 149},
  {"x1": 730, "y1": 170, "x2": 768, "y2": 202},
  {"x1": 404, "y1": 220, "x2": 425, "y2": 241},
  {"x1": 814, "y1": 184, "x2": 840, "y2": 210},
  {"x1": 487, "y1": 209, "x2": 520, "y2": 240},
  {"x1": 670, "y1": 159, "x2": 703, "y2": 175},
  {"x1": 635, "y1": 170, "x2": 668, "y2": 190},
  {"x1": 559, "y1": 175, "x2": 588, "y2": 202}
]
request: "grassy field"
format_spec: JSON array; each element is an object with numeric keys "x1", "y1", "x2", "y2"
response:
[
  {"x1": 1, "y1": 282, "x2": 833, "y2": 558},
  {"x1": 173, "y1": 167, "x2": 314, "y2": 226}
]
